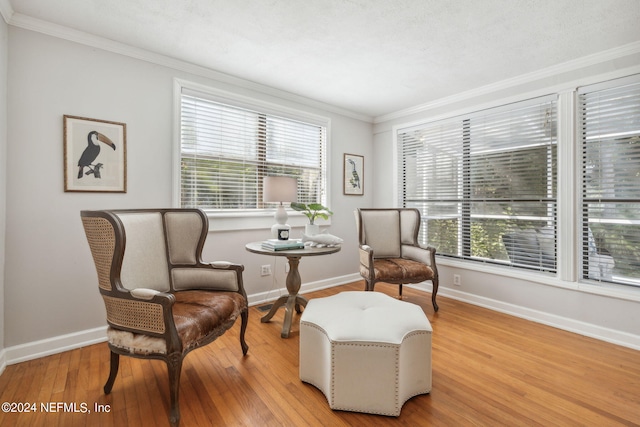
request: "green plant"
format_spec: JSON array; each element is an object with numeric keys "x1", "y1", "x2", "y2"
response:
[{"x1": 290, "y1": 202, "x2": 333, "y2": 225}]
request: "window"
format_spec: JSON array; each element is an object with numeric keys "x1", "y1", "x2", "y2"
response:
[
  {"x1": 179, "y1": 87, "x2": 327, "y2": 212},
  {"x1": 579, "y1": 76, "x2": 640, "y2": 286},
  {"x1": 398, "y1": 96, "x2": 557, "y2": 271}
]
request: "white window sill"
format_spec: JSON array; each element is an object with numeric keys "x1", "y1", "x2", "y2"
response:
[{"x1": 204, "y1": 210, "x2": 331, "y2": 232}]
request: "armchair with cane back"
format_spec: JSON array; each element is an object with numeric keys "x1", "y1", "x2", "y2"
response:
[
  {"x1": 355, "y1": 208, "x2": 439, "y2": 311},
  {"x1": 80, "y1": 209, "x2": 248, "y2": 427}
]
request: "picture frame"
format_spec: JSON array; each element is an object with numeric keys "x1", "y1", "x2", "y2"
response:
[
  {"x1": 343, "y1": 153, "x2": 364, "y2": 195},
  {"x1": 64, "y1": 115, "x2": 127, "y2": 193}
]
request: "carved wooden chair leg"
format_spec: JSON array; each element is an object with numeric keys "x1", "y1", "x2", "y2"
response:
[
  {"x1": 167, "y1": 356, "x2": 183, "y2": 427},
  {"x1": 104, "y1": 351, "x2": 119, "y2": 394},
  {"x1": 432, "y1": 278, "x2": 439, "y2": 312},
  {"x1": 240, "y1": 310, "x2": 249, "y2": 355}
]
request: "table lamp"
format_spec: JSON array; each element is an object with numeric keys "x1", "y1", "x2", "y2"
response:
[{"x1": 263, "y1": 176, "x2": 298, "y2": 239}]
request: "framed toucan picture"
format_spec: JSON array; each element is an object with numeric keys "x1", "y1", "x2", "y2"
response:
[
  {"x1": 63, "y1": 115, "x2": 127, "y2": 192},
  {"x1": 343, "y1": 153, "x2": 364, "y2": 196}
]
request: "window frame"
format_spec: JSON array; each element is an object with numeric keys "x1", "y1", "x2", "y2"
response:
[
  {"x1": 173, "y1": 79, "x2": 332, "y2": 231},
  {"x1": 578, "y1": 74, "x2": 640, "y2": 287},
  {"x1": 392, "y1": 73, "x2": 640, "y2": 294},
  {"x1": 396, "y1": 95, "x2": 558, "y2": 273}
]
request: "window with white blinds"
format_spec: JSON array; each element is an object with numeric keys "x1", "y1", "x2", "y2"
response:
[
  {"x1": 398, "y1": 96, "x2": 557, "y2": 271},
  {"x1": 579, "y1": 76, "x2": 640, "y2": 286},
  {"x1": 180, "y1": 90, "x2": 327, "y2": 211}
]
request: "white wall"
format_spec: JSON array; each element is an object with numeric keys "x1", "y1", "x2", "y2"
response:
[
  {"x1": 373, "y1": 48, "x2": 640, "y2": 349},
  {"x1": 3, "y1": 27, "x2": 372, "y2": 360},
  {"x1": 0, "y1": 13, "x2": 8, "y2": 365}
]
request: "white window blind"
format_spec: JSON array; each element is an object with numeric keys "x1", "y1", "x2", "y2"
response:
[
  {"x1": 399, "y1": 96, "x2": 557, "y2": 271},
  {"x1": 180, "y1": 91, "x2": 326, "y2": 210},
  {"x1": 579, "y1": 75, "x2": 640, "y2": 286}
]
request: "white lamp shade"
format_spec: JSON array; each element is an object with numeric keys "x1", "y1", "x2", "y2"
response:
[{"x1": 263, "y1": 176, "x2": 298, "y2": 203}]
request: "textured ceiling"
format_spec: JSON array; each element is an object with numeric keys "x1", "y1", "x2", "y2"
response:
[{"x1": 6, "y1": 0, "x2": 640, "y2": 118}]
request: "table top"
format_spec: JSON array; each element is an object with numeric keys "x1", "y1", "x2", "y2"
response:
[{"x1": 245, "y1": 241, "x2": 341, "y2": 257}]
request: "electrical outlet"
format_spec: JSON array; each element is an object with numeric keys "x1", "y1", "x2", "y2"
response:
[
  {"x1": 261, "y1": 265, "x2": 272, "y2": 276},
  {"x1": 453, "y1": 274, "x2": 461, "y2": 286}
]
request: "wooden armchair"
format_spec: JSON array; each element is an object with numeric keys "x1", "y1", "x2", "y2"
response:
[
  {"x1": 355, "y1": 208, "x2": 439, "y2": 311},
  {"x1": 81, "y1": 209, "x2": 248, "y2": 427}
]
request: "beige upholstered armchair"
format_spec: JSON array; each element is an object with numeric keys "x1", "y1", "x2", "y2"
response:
[
  {"x1": 355, "y1": 208, "x2": 439, "y2": 311},
  {"x1": 81, "y1": 209, "x2": 248, "y2": 427}
]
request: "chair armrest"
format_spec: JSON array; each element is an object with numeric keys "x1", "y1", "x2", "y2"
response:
[
  {"x1": 208, "y1": 261, "x2": 244, "y2": 272},
  {"x1": 358, "y1": 244, "x2": 374, "y2": 267},
  {"x1": 403, "y1": 244, "x2": 437, "y2": 268},
  {"x1": 130, "y1": 287, "x2": 166, "y2": 300},
  {"x1": 422, "y1": 245, "x2": 438, "y2": 271},
  {"x1": 358, "y1": 245, "x2": 375, "y2": 283}
]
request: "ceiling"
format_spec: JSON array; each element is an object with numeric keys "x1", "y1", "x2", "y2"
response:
[{"x1": 4, "y1": 0, "x2": 640, "y2": 119}]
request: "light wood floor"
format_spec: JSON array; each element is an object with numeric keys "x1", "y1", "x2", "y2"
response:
[{"x1": 1, "y1": 281, "x2": 639, "y2": 426}]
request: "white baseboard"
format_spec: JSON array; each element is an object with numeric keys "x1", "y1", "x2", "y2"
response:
[
  {"x1": 433, "y1": 285, "x2": 640, "y2": 351},
  {"x1": 4, "y1": 326, "x2": 107, "y2": 366},
  {"x1": 0, "y1": 348, "x2": 6, "y2": 377}
]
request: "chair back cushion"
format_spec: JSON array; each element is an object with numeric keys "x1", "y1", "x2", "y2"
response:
[
  {"x1": 360, "y1": 210, "x2": 401, "y2": 258},
  {"x1": 172, "y1": 268, "x2": 239, "y2": 292},
  {"x1": 165, "y1": 211, "x2": 203, "y2": 265},
  {"x1": 117, "y1": 212, "x2": 171, "y2": 292},
  {"x1": 400, "y1": 209, "x2": 420, "y2": 245}
]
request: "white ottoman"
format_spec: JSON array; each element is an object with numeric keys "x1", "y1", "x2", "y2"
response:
[{"x1": 299, "y1": 291, "x2": 432, "y2": 416}]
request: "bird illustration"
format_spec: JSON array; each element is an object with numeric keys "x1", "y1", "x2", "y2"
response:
[
  {"x1": 348, "y1": 158, "x2": 360, "y2": 189},
  {"x1": 77, "y1": 131, "x2": 116, "y2": 179},
  {"x1": 86, "y1": 163, "x2": 104, "y2": 179}
]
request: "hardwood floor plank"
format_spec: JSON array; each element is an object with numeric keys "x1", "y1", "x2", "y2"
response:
[{"x1": 1, "y1": 282, "x2": 639, "y2": 426}]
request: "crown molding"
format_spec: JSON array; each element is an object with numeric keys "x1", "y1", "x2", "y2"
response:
[
  {"x1": 374, "y1": 41, "x2": 640, "y2": 124},
  {"x1": 7, "y1": 12, "x2": 373, "y2": 123},
  {"x1": 0, "y1": 0, "x2": 13, "y2": 24}
]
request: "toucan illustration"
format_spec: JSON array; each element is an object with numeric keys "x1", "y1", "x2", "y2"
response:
[
  {"x1": 77, "y1": 131, "x2": 116, "y2": 179},
  {"x1": 348, "y1": 158, "x2": 360, "y2": 189}
]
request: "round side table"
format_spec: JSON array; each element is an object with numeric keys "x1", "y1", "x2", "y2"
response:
[{"x1": 245, "y1": 242, "x2": 341, "y2": 338}]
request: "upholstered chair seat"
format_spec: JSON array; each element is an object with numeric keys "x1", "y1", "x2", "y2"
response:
[
  {"x1": 106, "y1": 290, "x2": 246, "y2": 355},
  {"x1": 366, "y1": 258, "x2": 434, "y2": 284}
]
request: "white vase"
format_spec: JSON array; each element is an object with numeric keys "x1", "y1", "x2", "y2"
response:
[{"x1": 305, "y1": 224, "x2": 320, "y2": 236}]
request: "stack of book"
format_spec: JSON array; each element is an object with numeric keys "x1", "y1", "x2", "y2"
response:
[{"x1": 261, "y1": 239, "x2": 304, "y2": 251}]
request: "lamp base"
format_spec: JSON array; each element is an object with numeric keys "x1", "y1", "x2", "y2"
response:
[{"x1": 272, "y1": 204, "x2": 291, "y2": 239}]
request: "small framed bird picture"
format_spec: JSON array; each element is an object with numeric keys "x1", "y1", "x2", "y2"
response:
[
  {"x1": 63, "y1": 115, "x2": 127, "y2": 192},
  {"x1": 343, "y1": 153, "x2": 364, "y2": 196}
]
